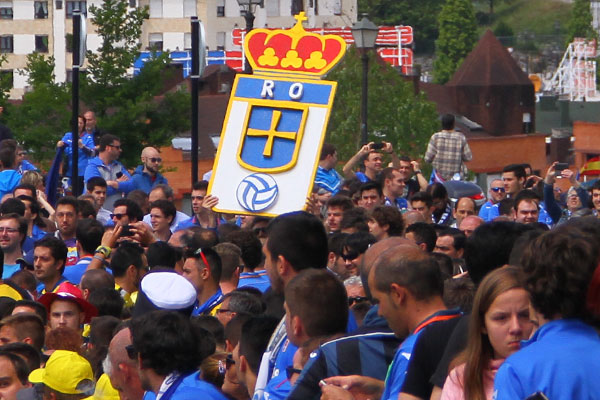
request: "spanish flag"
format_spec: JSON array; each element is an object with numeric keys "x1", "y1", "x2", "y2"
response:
[{"x1": 580, "y1": 156, "x2": 600, "y2": 176}]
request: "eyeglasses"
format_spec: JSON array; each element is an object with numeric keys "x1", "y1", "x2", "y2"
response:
[
  {"x1": 108, "y1": 144, "x2": 121, "y2": 150},
  {"x1": 0, "y1": 227, "x2": 19, "y2": 234},
  {"x1": 216, "y1": 308, "x2": 232, "y2": 314},
  {"x1": 491, "y1": 187, "x2": 505, "y2": 193},
  {"x1": 17, "y1": 152, "x2": 27, "y2": 156},
  {"x1": 125, "y1": 344, "x2": 138, "y2": 360},
  {"x1": 341, "y1": 250, "x2": 360, "y2": 261},
  {"x1": 194, "y1": 248, "x2": 210, "y2": 270},
  {"x1": 148, "y1": 157, "x2": 162, "y2": 163},
  {"x1": 348, "y1": 296, "x2": 369, "y2": 306},
  {"x1": 111, "y1": 213, "x2": 126, "y2": 220}
]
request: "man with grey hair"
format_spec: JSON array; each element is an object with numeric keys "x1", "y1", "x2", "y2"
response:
[
  {"x1": 216, "y1": 290, "x2": 263, "y2": 327},
  {"x1": 142, "y1": 184, "x2": 189, "y2": 231}
]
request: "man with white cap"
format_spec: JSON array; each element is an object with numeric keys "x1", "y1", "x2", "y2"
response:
[
  {"x1": 132, "y1": 271, "x2": 198, "y2": 318},
  {"x1": 28, "y1": 350, "x2": 95, "y2": 400}
]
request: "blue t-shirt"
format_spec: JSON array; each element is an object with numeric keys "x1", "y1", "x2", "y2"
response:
[
  {"x1": 2, "y1": 264, "x2": 20, "y2": 279},
  {"x1": 314, "y1": 166, "x2": 343, "y2": 195},
  {"x1": 63, "y1": 256, "x2": 92, "y2": 285},
  {"x1": 238, "y1": 270, "x2": 271, "y2": 293},
  {"x1": 493, "y1": 319, "x2": 600, "y2": 400}
]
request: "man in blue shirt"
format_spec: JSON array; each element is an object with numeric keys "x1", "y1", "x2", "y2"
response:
[
  {"x1": 175, "y1": 181, "x2": 218, "y2": 231},
  {"x1": 479, "y1": 178, "x2": 506, "y2": 221},
  {"x1": 182, "y1": 247, "x2": 224, "y2": 316},
  {"x1": 0, "y1": 214, "x2": 27, "y2": 279},
  {"x1": 131, "y1": 147, "x2": 168, "y2": 194},
  {"x1": 84, "y1": 134, "x2": 133, "y2": 209},
  {"x1": 381, "y1": 167, "x2": 408, "y2": 211},
  {"x1": 131, "y1": 310, "x2": 228, "y2": 400},
  {"x1": 314, "y1": 143, "x2": 343, "y2": 195},
  {"x1": 321, "y1": 245, "x2": 460, "y2": 400}
]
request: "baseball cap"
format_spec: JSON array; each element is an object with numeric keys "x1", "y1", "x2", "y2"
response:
[
  {"x1": 37, "y1": 282, "x2": 98, "y2": 323},
  {"x1": 29, "y1": 350, "x2": 94, "y2": 395}
]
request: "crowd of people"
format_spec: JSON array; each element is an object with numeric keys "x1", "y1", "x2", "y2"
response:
[{"x1": 0, "y1": 110, "x2": 596, "y2": 400}]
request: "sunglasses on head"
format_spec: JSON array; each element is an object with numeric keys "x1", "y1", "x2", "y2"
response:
[
  {"x1": 195, "y1": 248, "x2": 211, "y2": 270},
  {"x1": 348, "y1": 296, "x2": 369, "y2": 306},
  {"x1": 125, "y1": 344, "x2": 138, "y2": 360},
  {"x1": 491, "y1": 187, "x2": 505, "y2": 193}
]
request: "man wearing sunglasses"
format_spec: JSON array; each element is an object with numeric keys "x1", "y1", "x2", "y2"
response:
[
  {"x1": 84, "y1": 134, "x2": 133, "y2": 209},
  {"x1": 130, "y1": 147, "x2": 168, "y2": 194},
  {"x1": 478, "y1": 178, "x2": 506, "y2": 221}
]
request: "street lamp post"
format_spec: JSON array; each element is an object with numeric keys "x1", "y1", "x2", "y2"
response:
[
  {"x1": 351, "y1": 16, "x2": 379, "y2": 146},
  {"x1": 236, "y1": 0, "x2": 263, "y2": 74}
]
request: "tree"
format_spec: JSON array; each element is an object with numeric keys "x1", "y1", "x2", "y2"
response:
[
  {"x1": 0, "y1": 55, "x2": 11, "y2": 107},
  {"x1": 433, "y1": 0, "x2": 478, "y2": 84},
  {"x1": 565, "y1": 0, "x2": 598, "y2": 45},
  {"x1": 326, "y1": 47, "x2": 440, "y2": 164},
  {"x1": 82, "y1": 0, "x2": 190, "y2": 167},
  {"x1": 358, "y1": 0, "x2": 445, "y2": 53},
  {"x1": 6, "y1": 54, "x2": 70, "y2": 165}
]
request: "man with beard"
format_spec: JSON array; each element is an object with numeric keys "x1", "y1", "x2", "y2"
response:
[{"x1": 131, "y1": 147, "x2": 168, "y2": 194}]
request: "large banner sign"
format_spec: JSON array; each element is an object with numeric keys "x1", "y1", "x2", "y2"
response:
[{"x1": 208, "y1": 12, "x2": 346, "y2": 216}]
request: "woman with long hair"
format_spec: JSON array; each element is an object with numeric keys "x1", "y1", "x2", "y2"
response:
[{"x1": 440, "y1": 266, "x2": 533, "y2": 400}]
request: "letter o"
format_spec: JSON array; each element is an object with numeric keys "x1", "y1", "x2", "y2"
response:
[{"x1": 289, "y1": 83, "x2": 303, "y2": 100}]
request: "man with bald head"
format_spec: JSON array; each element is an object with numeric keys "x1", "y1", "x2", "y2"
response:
[
  {"x1": 320, "y1": 247, "x2": 461, "y2": 400},
  {"x1": 458, "y1": 215, "x2": 484, "y2": 237},
  {"x1": 131, "y1": 147, "x2": 168, "y2": 194},
  {"x1": 108, "y1": 326, "x2": 145, "y2": 400},
  {"x1": 402, "y1": 210, "x2": 426, "y2": 230}
]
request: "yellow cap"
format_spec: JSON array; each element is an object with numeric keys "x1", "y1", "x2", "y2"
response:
[
  {"x1": 29, "y1": 350, "x2": 94, "y2": 395},
  {"x1": 83, "y1": 373, "x2": 120, "y2": 400}
]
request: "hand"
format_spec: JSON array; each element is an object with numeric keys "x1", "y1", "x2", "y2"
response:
[
  {"x1": 321, "y1": 385, "x2": 356, "y2": 400},
  {"x1": 562, "y1": 168, "x2": 578, "y2": 185},
  {"x1": 322, "y1": 376, "x2": 384, "y2": 400},
  {"x1": 117, "y1": 174, "x2": 129, "y2": 182},
  {"x1": 107, "y1": 180, "x2": 119, "y2": 189},
  {"x1": 410, "y1": 160, "x2": 421, "y2": 171},
  {"x1": 359, "y1": 143, "x2": 373, "y2": 156},
  {"x1": 202, "y1": 194, "x2": 219, "y2": 211},
  {"x1": 57, "y1": 140, "x2": 65, "y2": 148},
  {"x1": 305, "y1": 194, "x2": 321, "y2": 217},
  {"x1": 544, "y1": 162, "x2": 558, "y2": 185},
  {"x1": 382, "y1": 141, "x2": 394, "y2": 154},
  {"x1": 78, "y1": 139, "x2": 84, "y2": 149},
  {"x1": 128, "y1": 221, "x2": 157, "y2": 246},
  {"x1": 36, "y1": 190, "x2": 48, "y2": 203},
  {"x1": 101, "y1": 225, "x2": 122, "y2": 249}
]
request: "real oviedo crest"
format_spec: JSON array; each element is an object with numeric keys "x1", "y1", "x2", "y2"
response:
[{"x1": 208, "y1": 12, "x2": 346, "y2": 216}]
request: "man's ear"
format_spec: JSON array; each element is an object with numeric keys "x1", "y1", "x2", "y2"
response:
[
  {"x1": 22, "y1": 337, "x2": 34, "y2": 346},
  {"x1": 389, "y1": 283, "x2": 407, "y2": 306},
  {"x1": 327, "y1": 251, "x2": 336, "y2": 266},
  {"x1": 239, "y1": 355, "x2": 248, "y2": 373},
  {"x1": 225, "y1": 340, "x2": 234, "y2": 353},
  {"x1": 291, "y1": 315, "x2": 303, "y2": 338}
]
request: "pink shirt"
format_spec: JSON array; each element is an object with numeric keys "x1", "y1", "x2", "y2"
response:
[{"x1": 440, "y1": 358, "x2": 505, "y2": 400}]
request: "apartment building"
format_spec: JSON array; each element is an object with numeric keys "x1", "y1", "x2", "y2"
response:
[{"x1": 0, "y1": 0, "x2": 356, "y2": 99}]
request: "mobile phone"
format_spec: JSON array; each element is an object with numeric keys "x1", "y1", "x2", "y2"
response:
[
  {"x1": 555, "y1": 162, "x2": 568, "y2": 177},
  {"x1": 116, "y1": 172, "x2": 123, "y2": 179},
  {"x1": 120, "y1": 225, "x2": 134, "y2": 237},
  {"x1": 370, "y1": 142, "x2": 384, "y2": 150}
]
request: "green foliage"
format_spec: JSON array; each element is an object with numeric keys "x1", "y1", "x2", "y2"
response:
[
  {"x1": 81, "y1": 0, "x2": 189, "y2": 167},
  {"x1": 357, "y1": 0, "x2": 444, "y2": 53},
  {"x1": 433, "y1": 0, "x2": 478, "y2": 84},
  {"x1": 7, "y1": 55, "x2": 70, "y2": 165},
  {"x1": 0, "y1": 55, "x2": 11, "y2": 107},
  {"x1": 565, "y1": 0, "x2": 598, "y2": 45},
  {"x1": 326, "y1": 47, "x2": 440, "y2": 163}
]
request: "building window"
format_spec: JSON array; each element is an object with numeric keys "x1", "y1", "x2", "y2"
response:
[
  {"x1": 216, "y1": 0, "x2": 224, "y2": 17},
  {"x1": 0, "y1": 36, "x2": 13, "y2": 53},
  {"x1": 216, "y1": 32, "x2": 225, "y2": 51},
  {"x1": 149, "y1": 0, "x2": 162, "y2": 18},
  {"x1": 35, "y1": 35, "x2": 49, "y2": 53},
  {"x1": 184, "y1": 32, "x2": 192, "y2": 50},
  {"x1": 0, "y1": 70, "x2": 13, "y2": 89},
  {"x1": 183, "y1": 0, "x2": 195, "y2": 17},
  {"x1": 66, "y1": 1, "x2": 86, "y2": 18},
  {"x1": 149, "y1": 33, "x2": 163, "y2": 51},
  {"x1": 291, "y1": 0, "x2": 303, "y2": 15},
  {"x1": 0, "y1": 1, "x2": 13, "y2": 19},
  {"x1": 66, "y1": 33, "x2": 73, "y2": 52},
  {"x1": 128, "y1": 0, "x2": 136, "y2": 7},
  {"x1": 34, "y1": 1, "x2": 48, "y2": 18}
]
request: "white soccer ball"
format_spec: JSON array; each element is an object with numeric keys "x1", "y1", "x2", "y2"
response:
[{"x1": 236, "y1": 173, "x2": 279, "y2": 212}]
